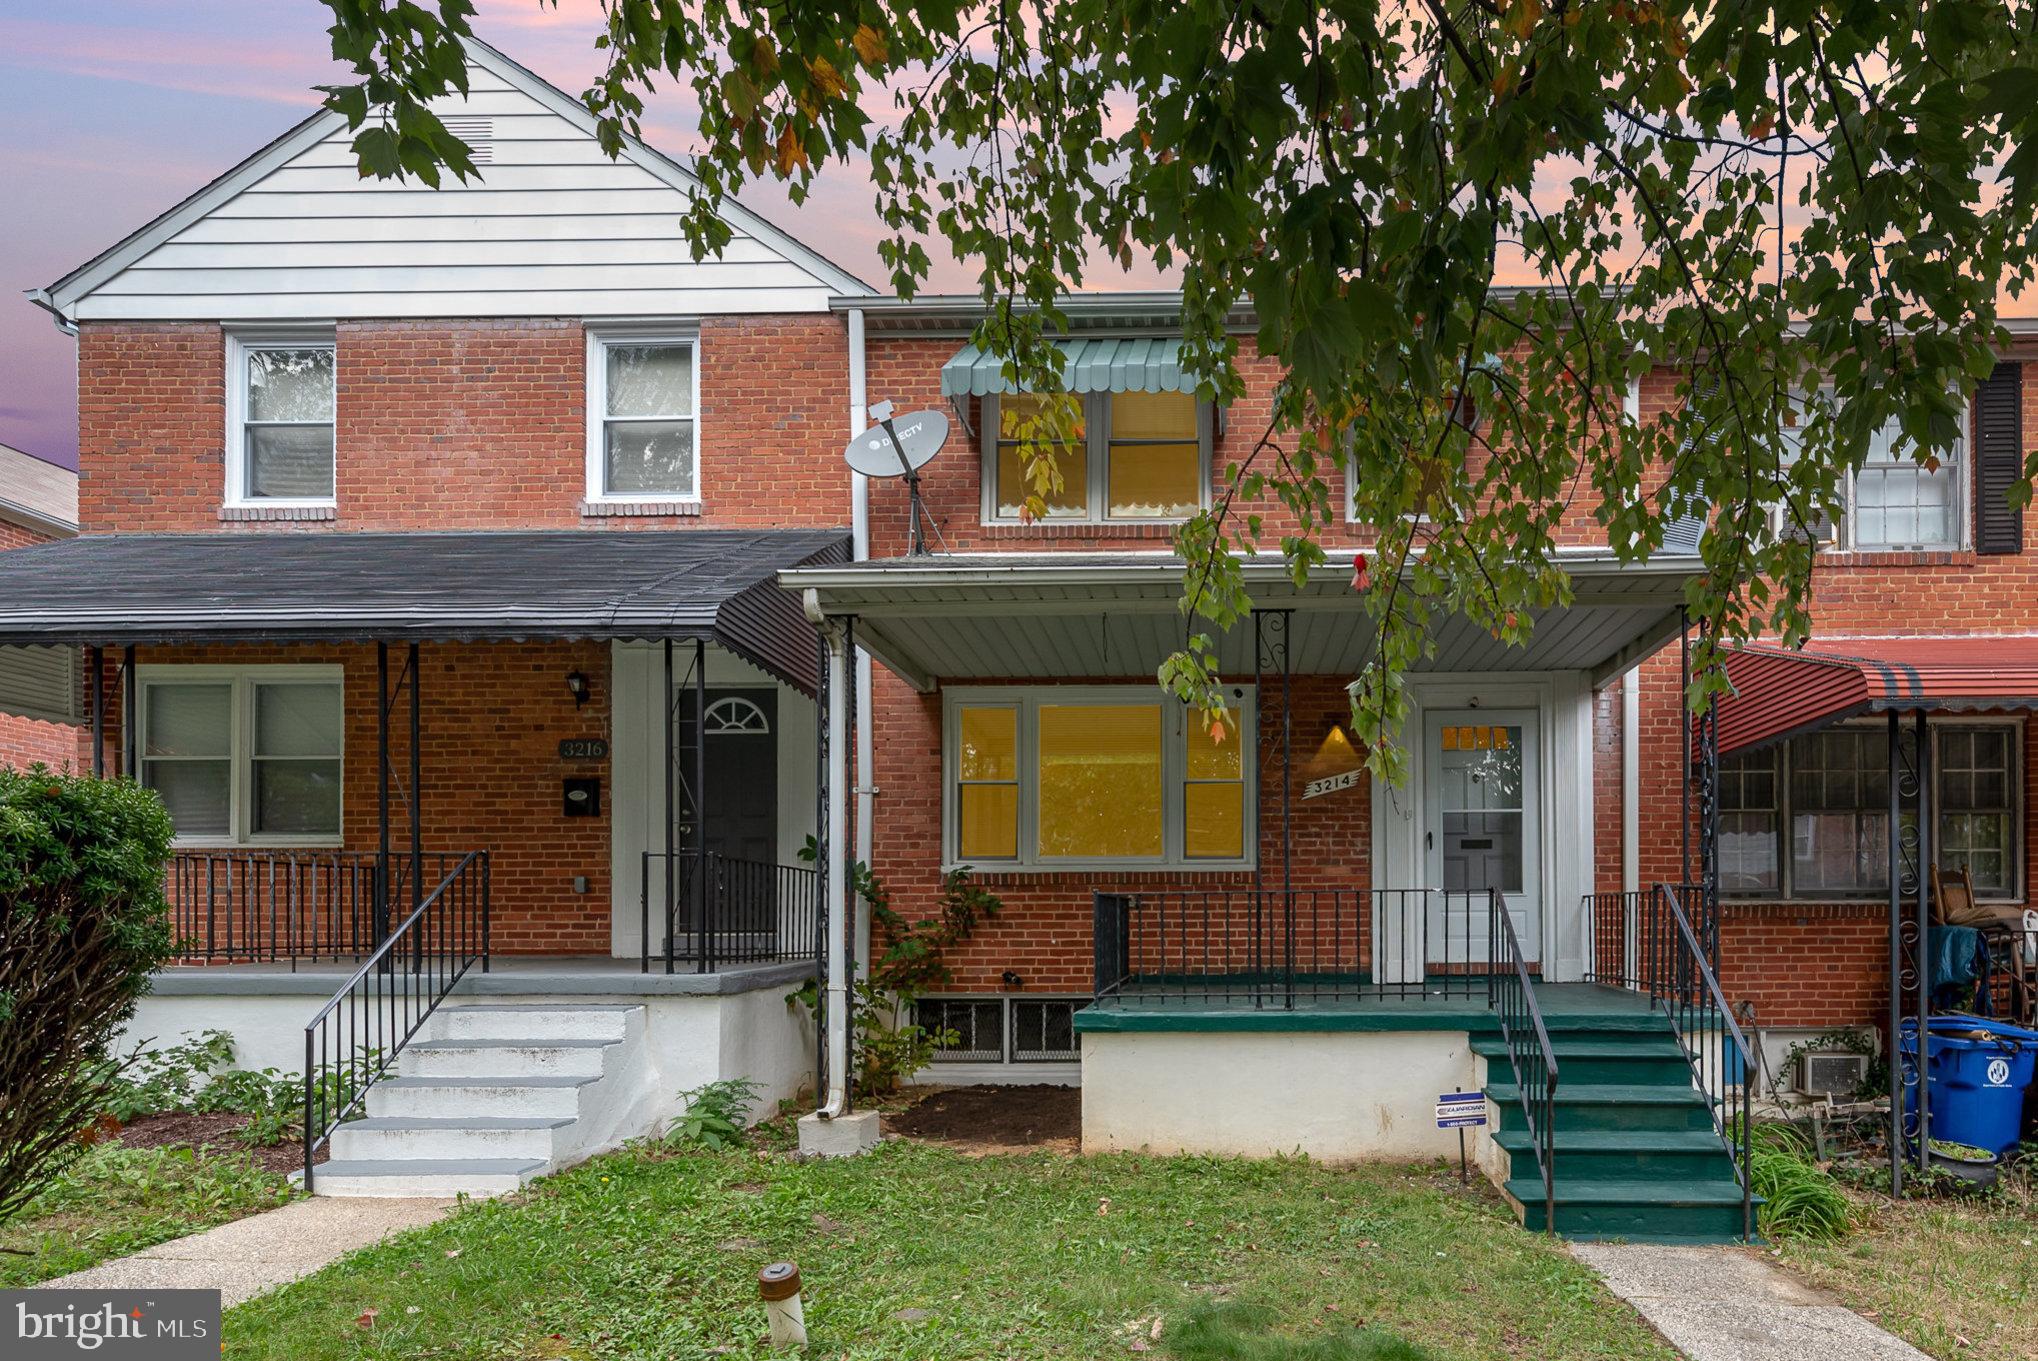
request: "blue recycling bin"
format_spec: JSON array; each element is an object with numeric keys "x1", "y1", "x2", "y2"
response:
[{"x1": 1900, "y1": 1014, "x2": 2038, "y2": 1156}]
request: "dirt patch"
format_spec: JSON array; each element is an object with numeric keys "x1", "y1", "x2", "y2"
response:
[
  {"x1": 114, "y1": 1111, "x2": 324, "y2": 1175},
  {"x1": 885, "y1": 1085, "x2": 1080, "y2": 1153}
]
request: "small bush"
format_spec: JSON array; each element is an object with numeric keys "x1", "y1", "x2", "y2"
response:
[
  {"x1": 669, "y1": 1078, "x2": 762, "y2": 1151},
  {"x1": 102, "y1": 1030, "x2": 236, "y2": 1122},
  {"x1": 0, "y1": 767, "x2": 177, "y2": 1225},
  {"x1": 1748, "y1": 1122, "x2": 1852, "y2": 1240}
]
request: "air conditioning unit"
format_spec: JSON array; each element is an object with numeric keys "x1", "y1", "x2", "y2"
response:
[{"x1": 1794, "y1": 1050, "x2": 1870, "y2": 1098}]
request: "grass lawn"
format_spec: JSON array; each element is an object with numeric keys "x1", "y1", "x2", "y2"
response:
[
  {"x1": 1774, "y1": 1180, "x2": 2038, "y2": 1361},
  {"x1": 0, "y1": 1143, "x2": 295, "y2": 1288},
  {"x1": 223, "y1": 1134, "x2": 1674, "y2": 1361}
]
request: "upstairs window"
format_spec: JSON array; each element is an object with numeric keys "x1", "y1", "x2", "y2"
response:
[
  {"x1": 140, "y1": 667, "x2": 344, "y2": 845},
  {"x1": 228, "y1": 334, "x2": 335, "y2": 504},
  {"x1": 1777, "y1": 398, "x2": 1965, "y2": 550},
  {"x1": 984, "y1": 391, "x2": 1209, "y2": 523},
  {"x1": 588, "y1": 332, "x2": 698, "y2": 502}
]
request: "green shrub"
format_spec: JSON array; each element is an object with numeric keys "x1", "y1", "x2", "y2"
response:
[
  {"x1": 0, "y1": 767, "x2": 177, "y2": 1224},
  {"x1": 1748, "y1": 1122, "x2": 1852, "y2": 1240},
  {"x1": 102, "y1": 1030, "x2": 236, "y2": 1122},
  {"x1": 668, "y1": 1078, "x2": 763, "y2": 1151}
]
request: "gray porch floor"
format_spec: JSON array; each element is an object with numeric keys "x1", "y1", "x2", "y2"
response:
[{"x1": 151, "y1": 954, "x2": 814, "y2": 998}]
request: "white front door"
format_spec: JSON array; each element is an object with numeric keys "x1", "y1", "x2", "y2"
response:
[{"x1": 1423, "y1": 709, "x2": 1542, "y2": 967}]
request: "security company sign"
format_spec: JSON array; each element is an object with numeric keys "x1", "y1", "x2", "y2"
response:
[
  {"x1": 5, "y1": 1290, "x2": 220, "y2": 1359},
  {"x1": 1436, "y1": 1091, "x2": 1487, "y2": 1129}
]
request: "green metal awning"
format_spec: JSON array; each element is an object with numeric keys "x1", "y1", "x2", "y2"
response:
[{"x1": 939, "y1": 335, "x2": 1198, "y2": 397}]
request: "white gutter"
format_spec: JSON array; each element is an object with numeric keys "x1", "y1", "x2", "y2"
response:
[{"x1": 846, "y1": 308, "x2": 875, "y2": 983}]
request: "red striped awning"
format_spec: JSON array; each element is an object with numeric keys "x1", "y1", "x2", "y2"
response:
[{"x1": 1715, "y1": 637, "x2": 2038, "y2": 754}]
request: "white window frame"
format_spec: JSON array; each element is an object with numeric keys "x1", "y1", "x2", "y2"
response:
[
  {"x1": 941, "y1": 684, "x2": 1257, "y2": 872},
  {"x1": 917, "y1": 993, "x2": 1088, "y2": 1065},
  {"x1": 980, "y1": 392, "x2": 1214, "y2": 525},
  {"x1": 137, "y1": 664, "x2": 345, "y2": 849},
  {"x1": 224, "y1": 328, "x2": 337, "y2": 509},
  {"x1": 1774, "y1": 394, "x2": 1969, "y2": 551},
  {"x1": 1720, "y1": 716, "x2": 2023, "y2": 903},
  {"x1": 585, "y1": 326, "x2": 702, "y2": 505}
]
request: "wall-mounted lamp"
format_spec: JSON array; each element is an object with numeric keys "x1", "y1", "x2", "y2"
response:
[{"x1": 565, "y1": 670, "x2": 590, "y2": 707}]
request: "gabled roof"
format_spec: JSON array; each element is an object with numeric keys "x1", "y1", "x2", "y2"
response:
[
  {"x1": 30, "y1": 36, "x2": 872, "y2": 325},
  {"x1": 0, "y1": 443, "x2": 78, "y2": 538}
]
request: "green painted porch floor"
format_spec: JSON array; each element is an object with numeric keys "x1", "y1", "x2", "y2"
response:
[{"x1": 1075, "y1": 981, "x2": 1658, "y2": 1033}]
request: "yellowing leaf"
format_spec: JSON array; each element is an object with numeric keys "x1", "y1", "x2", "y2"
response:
[
  {"x1": 775, "y1": 122, "x2": 810, "y2": 176},
  {"x1": 807, "y1": 56, "x2": 846, "y2": 100},
  {"x1": 852, "y1": 24, "x2": 889, "y2": 68},
  {"x1": 1504, "y1": 0, "x2": 1542, "y2": 40}
]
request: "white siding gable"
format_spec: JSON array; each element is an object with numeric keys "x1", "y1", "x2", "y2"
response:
[{"x1": 45, "y1": 43, "x2": 869, "y2": 322}]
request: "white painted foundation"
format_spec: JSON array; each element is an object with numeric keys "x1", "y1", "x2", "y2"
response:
[{"x1": 1082, "y1": 1029, "x2": 1480, "y2": 1161}]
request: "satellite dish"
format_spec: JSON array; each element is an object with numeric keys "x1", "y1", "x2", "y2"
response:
[{"x1": 843, "y1": 407, "x2": 949, "y2": 478}]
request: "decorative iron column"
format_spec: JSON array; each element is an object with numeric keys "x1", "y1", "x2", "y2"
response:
[
  {"x1": 1887, "y1": 710, "x2": 1904, "y2": 1197},
  {"x1": 694, "y1": 637, "x2": 708, "y2": 975},
  {"x1": 1251, "y1": 608, "x2": 1293, "y2": 1007},
  {"x1": 122, "y1": 646, "x2": 136, "y2": 778},
  {"x1": 1697, "y1": 690, "x2": 1721, "y2": 973},
  {"x1": 663, "y1": 638, "x2": 676, "y2": 975},
  {"x1": 376, "y1": 641, "x2": 391, "y2": 959},
  {"x1": 1890, "y1": 712, "x2": 1931, "y2": 1189},
  {"x1": 1912, "y1": 709, "x2": 1931, "y2": 1172}
]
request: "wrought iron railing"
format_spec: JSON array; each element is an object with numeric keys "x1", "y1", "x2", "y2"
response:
[
  {"x1": 1487, "y1": 886, "x2": 1560, "y2": 1233},
  {"x1": 165, "y1": 850, "x2": 464, "y2": 966},
  {"x1": 1582, "y1": 884, "x2": 1708, "y2": 990},
  {"x1": 640, "y1": 851, "x2": 819, "y2": 974},
  {"x1": 1089, "y1": 886, "x2": 1503, "y2": 1007},
  {"x1": 1598, "y1": 883, "x2": 1756, "y2": 1242},
  {"x1": 301, "y1": 850, "x2": 491, "y2": 1192}
]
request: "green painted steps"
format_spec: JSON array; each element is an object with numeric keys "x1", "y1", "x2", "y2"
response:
[
  {"x1": 1479, "y1": 1002, "x2": 1754, "y2": 1243},
  {"x1": 1469, "y1": 1034, "x2": 1690, "y2": 1085}
]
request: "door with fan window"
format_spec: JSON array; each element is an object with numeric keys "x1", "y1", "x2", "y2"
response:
[
  {"x1": 1422, "y1": 710, "x2": 1542, "y2": 969},
  {"x1": 672, "y1": 689, "x2": 777, "y2": 945}
]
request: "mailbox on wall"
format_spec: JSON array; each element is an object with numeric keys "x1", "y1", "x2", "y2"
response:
[{"x1": 563, "y1": 777, "x2": 600, "y2": 817}]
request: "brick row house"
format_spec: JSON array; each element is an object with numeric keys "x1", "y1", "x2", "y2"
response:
[
  {"x1": 4, "y1": 36, "x2": 2032, "y2": 1229},
  {"x1": 0, "y1": 441, "x2": 84, "y2": 768}
]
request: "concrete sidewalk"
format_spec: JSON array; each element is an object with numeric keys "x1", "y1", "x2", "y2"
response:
[
  {"x1": 1572, "y1": 1243, "x2": 1930, "y2": 1361},
  {"x1": 42, "y1": 1196, "x2": 454, "y2": 1308}
]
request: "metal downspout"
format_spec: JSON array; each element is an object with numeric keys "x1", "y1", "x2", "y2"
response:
[{"x1": 847, "y1": 307, "x2": 875, "y2": 981}]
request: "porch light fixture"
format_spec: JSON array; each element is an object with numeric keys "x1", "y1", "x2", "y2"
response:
[{"x1": 565, "y1": 670, "x2": 590, "y2": 707}]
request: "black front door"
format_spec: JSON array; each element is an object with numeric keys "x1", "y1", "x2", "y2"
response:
[{"x1": 674, "y1": 688, "x2": 778, "y2": 946}]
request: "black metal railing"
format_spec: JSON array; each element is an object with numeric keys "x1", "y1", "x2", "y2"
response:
[
  {"x1": 1488, "y1": 885, "x2": 1560, "y2": 1233},
  {"x1": 1090, "y1": 886, "x2": 1505, "y2": 1007},
  {"x1": 1597, "y1": 883, "x2": 1756, "y2": 1242},
  {"x1": 640, "y1": 851, "x2": 819, "y2": 974},
  {"x1": 301, "y1": 850, "x2": 491, "y2": 1192},
  {"x1": 165, "y1": 850, "x2": 465, "y2": 966},
  {"x1": 1583, "y1": 884, "x2": 1710, "y2": 990}
]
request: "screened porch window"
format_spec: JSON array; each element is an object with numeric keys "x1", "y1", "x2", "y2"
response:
[
  {"x1": 946, "y1": 687, "x2": 1254, "y2": 869},
  {"x1": 1719, "y1": 722, "x2": 2020, "y2": 899},
  {"x1": 139, "y1": 668, "x2": 344, "y2": 845},
  {"x1": 985, "y1": 391, "x2": 1208, "y2": 523}
]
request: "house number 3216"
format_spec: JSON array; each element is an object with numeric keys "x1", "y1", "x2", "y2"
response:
[{"x1": 558, "y1": 739, "x2": 609, "y2": 760}]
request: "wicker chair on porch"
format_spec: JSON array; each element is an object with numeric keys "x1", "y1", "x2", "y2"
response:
[{"x1": 1932, "y1": 865, "x2": 2038, "y2": 1027}]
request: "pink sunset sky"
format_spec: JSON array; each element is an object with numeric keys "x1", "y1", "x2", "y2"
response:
[{"x1": 0, "y1": 0, "x2": 1110, "y2": 471}]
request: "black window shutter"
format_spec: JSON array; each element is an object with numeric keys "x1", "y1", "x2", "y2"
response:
[{"x1": 1974, "y1": 361, "x2": 2025, "y2": 555}]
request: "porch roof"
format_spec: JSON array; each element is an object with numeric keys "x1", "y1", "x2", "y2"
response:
[
  {"x1": 781, "y1": 549, "x2": 1698, "y2": 690},
  {"x1": 1715, "y1": 637, "x2": 2038, "y2": 754},
  {"x1": 0, "y1": 529, "x2": 849, "y2": 693}
]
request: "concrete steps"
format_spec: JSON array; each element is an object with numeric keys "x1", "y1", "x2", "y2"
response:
[
  {"x1": 1478, "y1": 1009, "x2": 1756, "y2": 1244},
  {"x1": 311, "y1": 1002, "x2": 648, "y2": 1198}
]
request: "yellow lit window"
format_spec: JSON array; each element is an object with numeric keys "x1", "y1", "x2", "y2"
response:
[
  {"x1": 1037, "y1": 704, "x2": 1164, "y2": 858},
  {"x1": 994, "y1": 394, "x2": 1087, "y2": 518},
  {"x1": 1184, "y1": 705, "x2": 1245, "y2": 859},
  {"x1": 1106, "y1": 391, "x2": 1201, "y2": 519},
  {"x1": 956, "y1": 706, "x2": 1019, "y2": 860}
]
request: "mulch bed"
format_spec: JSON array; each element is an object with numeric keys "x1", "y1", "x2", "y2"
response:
[
  {"x1": 885, "y1": 1085, "x2": 1081, "y2": 1150},
  {"x1": 111, "y1": 1112, "x2": 324, "y2": 1175}
]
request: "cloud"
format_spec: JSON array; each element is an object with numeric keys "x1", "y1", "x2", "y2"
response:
[{"x1": 0, "y1": 16, "x2": 341, "y2": 105}]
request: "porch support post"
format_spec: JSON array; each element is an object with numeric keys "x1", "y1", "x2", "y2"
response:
[
  {"x1": 820, "y1": 621, "x2": 852, "y2": 1115},
  {"x1": 1913, "y1": 708, "x2": 1931, "y2": 1174},
  {"x1": 1887, "y1": 710, "x2": 1903, "y2": 1198},
  {"x1": 88, "y1": 644, "x2": 103, "y2": 776},
  {"x1": 1679, "y1": 608, "x2": 1691, "y2": 885},
  {"x1": 694, "y1": 636, "x2": 708, "y2": 975},
  {"x1": 121, "y1": 645, "x2": 136, "y2": 778},
  {"x1": 376, "y1": 642, "x2": 391, "y2": 961},
  {"x1": 813, "y1": 627, "x2": 830, "y2": 1107},
  {"x1": 664, "y1": 637, "x2": 676, "y2": 975},
  {"x1": 409, "y1": 642, "x2": 423, "y2": 983}
]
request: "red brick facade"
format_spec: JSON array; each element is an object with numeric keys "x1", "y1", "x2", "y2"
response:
[{"x1": 0, "y1": 491, "x2": 85, "y2": 771}]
